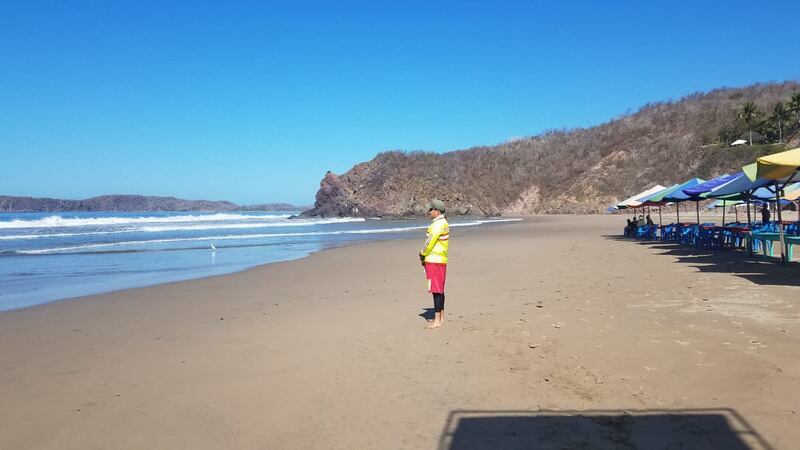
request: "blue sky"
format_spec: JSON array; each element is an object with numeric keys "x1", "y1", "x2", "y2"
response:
[{"x1": 2, "y1": 1, "x2": 799, "y2": 205}]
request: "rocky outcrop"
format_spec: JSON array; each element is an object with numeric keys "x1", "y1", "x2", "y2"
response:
[
  {"x1": 302, "y1": 172, "x2": 366, "y2": 217},
  {"x1": 304, "y1": 81, "x2": 800, "y2": 218}
]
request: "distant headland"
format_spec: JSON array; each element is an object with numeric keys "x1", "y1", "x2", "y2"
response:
[
  {"x1": 304, "y1": 81, "x2": 800, "y2": 217},
  {"x1": 0, "y1": 194, "x2": 307, "y2": 213}
]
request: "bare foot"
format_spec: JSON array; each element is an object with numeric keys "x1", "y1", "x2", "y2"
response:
[{"x1": 426, "y1": 321, "x2": 443, "y2": 329}]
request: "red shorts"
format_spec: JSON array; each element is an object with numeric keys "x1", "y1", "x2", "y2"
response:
[{"x1": 424, "y1": 262, "x2": 447, "y2": 293}]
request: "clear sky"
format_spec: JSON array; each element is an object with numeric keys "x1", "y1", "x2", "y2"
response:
[{"x1": 2, "y1": 1, "x2": 799, "y2": 205}]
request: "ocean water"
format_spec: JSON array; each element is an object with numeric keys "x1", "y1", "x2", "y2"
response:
[{"x1": 0, "y1": 211, "x2": 519, "y2": 311}]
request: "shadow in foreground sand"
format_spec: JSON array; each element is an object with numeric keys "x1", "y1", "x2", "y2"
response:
[
  {"x1": 604, "y1": 235, "x2": 800, "y2": 287},
  {"x1": 439, "y1": 408, "x2": 773, "y2": 450}
]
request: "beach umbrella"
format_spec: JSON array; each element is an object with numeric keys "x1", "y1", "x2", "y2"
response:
[
  {"x1": 682, "y1": 174, "x2": 738, "y2": 226},
  {"x1": 707, "y1": 199, "x2": 744, "y2": 209},
  {"x1": 706, "y1": 166, "x2": 790, "y2": 235},
  {"x1": 616, "y1": 185, "x2": 668, "y2": 209},
  {"x1": 641, "y1": 181, "x2": 696, "y2": 224},
  {"x1": 641, "y1": 183, "x2": 679, "y2": 205},
  {"x1": 783, "y1": 183, "x2": 800, "y2": 221},
  {"x1": 706, "y1": 167, "x2": 772, "y2": 198},
  {"x1": 635, "y1": 184, "x2": 677, "y2": 226},
  {"x1": 747, "y1": 149, "x2": 800, "y2": 263},
  {"x1": 662, "y1": 178, "x2": 706, "y2": 224},
  {"x1": 712, "y1": 185, "x2": 792, "y2": 202},
  {"x1": 783, "y1": 183, "x2": 800, "y2": 201},
  {"x1": 701, "y1": 199, "x2": 732, "y2": 224},
  {"x1": 682, "y1": 174, "x2": 738, "y2": 197},
  {"x1": 747, "y1": 147, "x2": 800, "y2": 181}
]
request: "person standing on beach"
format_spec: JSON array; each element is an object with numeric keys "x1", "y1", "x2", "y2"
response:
[{"x1": 419, "y1": 199, "x2": 449, "y2": 329}]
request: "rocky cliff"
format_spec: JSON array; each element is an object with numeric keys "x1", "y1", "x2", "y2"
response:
[{"x1": 304, "y1": 81, "x2": 800, "y2": 217}]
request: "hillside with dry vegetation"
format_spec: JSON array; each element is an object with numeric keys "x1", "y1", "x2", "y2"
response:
[{"x1": 304, "y1": 81, "x2": 800, "y2": 217}]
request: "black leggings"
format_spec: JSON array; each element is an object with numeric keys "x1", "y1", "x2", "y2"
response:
[{"x1": 433, "y1": 293, "x2": 445, "y2": 313}]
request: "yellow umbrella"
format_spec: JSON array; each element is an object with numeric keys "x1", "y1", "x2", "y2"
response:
[
  {"x1": 746, "y1": 148, "x2": 800, "y2": 181},
  {"x1": 747, "y1": 148, "x2": 800, "y2": 263}
]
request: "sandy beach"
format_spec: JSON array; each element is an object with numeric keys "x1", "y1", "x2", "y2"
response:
[{"x1": 1, "y1": 215, "x2": 798, "y2": 449}]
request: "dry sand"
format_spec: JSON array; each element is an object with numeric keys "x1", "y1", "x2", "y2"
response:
[{"x1": 1, "y1": 215, "x2": 798, "y2": 449}]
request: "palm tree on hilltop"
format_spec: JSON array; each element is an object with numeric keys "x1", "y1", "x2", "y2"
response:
[
  {"x1": 789, "y1": 92, "x2": 800, "y2": 129},
  {"x1": 737, "y1": 101, "x2": 758, "y2": 145},
  {"x1": 771, "y1": 101, "x2": 791, "y2": 144}
]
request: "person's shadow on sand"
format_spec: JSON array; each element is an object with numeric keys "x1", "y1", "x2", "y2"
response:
[{"x1": 419, "y1": 308, "x2": 435, "y2": 322}]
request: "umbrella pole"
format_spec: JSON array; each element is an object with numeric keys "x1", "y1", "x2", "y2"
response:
[
  {"x1": 658, "y1": 205, "x2": 662, "y2": 226},
  {"x1": 746, "y1": 197, "x2": 753, "y2": 256},
  {"x1": 696, "y1": 201, "x2": 700, "y2": 224},
  {"x1": 775, "y1": 181, "x2": 786, "y2": 264},
  {"x1": 676, "y1": 203, "x2": 680, "y2": 223},
  {"x1": 722, "y1": 200, "x2": 726, "y2": 225}
]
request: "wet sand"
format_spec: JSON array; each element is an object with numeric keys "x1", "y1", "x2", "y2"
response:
[{"x1": 1, "y1": 215, "x2": 798, "y2": 449}]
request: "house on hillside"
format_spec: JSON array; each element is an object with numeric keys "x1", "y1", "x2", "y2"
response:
[{"x1": 730, "y1": 139, "x2": 748, "y2": 146}]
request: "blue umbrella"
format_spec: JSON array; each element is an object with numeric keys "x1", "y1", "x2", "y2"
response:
[
  {"x1": 681, "y1": 174, "x2": 738, "y2": 225},
  {"x1": 662, "y1": 178, "x2": 706, "y2": 223},
  {"x1": 662, "y1": 178, "x2": 706, "y2": 202},
  {"x1": 682, "y1": 174, "x2": 738, "y2": 197},
  {"x1": 705, "y1": 171, "x2": 773, "y2": 198}
]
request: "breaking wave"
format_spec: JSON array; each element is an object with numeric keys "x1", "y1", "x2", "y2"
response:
[
  {"x1": 0, "y1": 213, "x2": 305, "y2": 229},
  {"x1": 10, "y1": 218, "x2": 521, "y2": 255}
]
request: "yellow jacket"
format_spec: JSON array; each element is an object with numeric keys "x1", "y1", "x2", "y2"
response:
[{"x1": 420, "y1": 215, "x2": 449, "y2": 264}]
